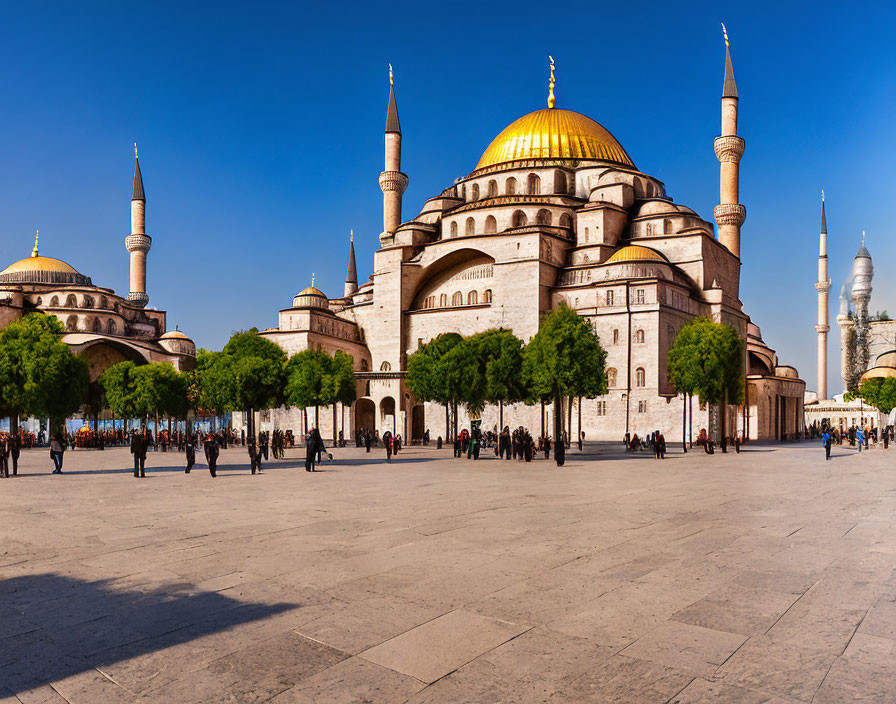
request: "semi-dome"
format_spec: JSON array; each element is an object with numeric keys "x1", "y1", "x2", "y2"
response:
[
  {"x1": 0, "y1": 236, "x2": 92, "y2": 285},
  {"x1": 861, "y1": 366, "x2": 896, "y2": 382},
  {"x1": 605, "y1": 245, "x2": 668, "y2": 264},
  {"x1": 875, "y1": 350, "x2": 896, "y2": 368},
  {"x1": 476, "y1": 108, "x2": 634, "y2": 170},
  {"x1": 160, "y1": 329, "x2": 192, "y2": 340}
]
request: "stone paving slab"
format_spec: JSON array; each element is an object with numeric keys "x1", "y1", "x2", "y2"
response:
[{"x1": 1, "y1": 442, "x2": 896, "y2": 701}]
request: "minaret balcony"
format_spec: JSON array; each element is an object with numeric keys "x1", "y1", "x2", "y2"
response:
[
  {"x1": 713, "y1": 203, "x2": 746, "y2": 227},
  {"x1": 815, "y1": 324, "x2": 830, "y2": 334},
  {"x1": 125, "y1": 234, "x2": 152, "y2": 253},
  {"x1": 815, "y1": 281, "x2": 831, "y2": 293},
  {"x1": 379, "y1": 170, "x2": 409, "y2": 194},
  {"x1": 127, "y1": 291, "x2": 149, "y2": 308},
  {"x1": 714, "y1": 135, "x2": 745, "y2": 163}
]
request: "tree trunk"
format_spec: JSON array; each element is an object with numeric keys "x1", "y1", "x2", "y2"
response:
[
  {"x1": 577, "y1": 397, "x2": 582, "y2": 448},
  {"x1": 452, "y1": 401, "x2": 458, "y2": 440},
  {"x1": 444, "y1": 403, "x2": 450, "y2": 442},
  {"x1": 540, "y1": 400, "x2": 545, "y2": 438},
  {"x1": 688, "y1": 394, "x2": 693, "y2": 446},
  {"x1": 499, "y1": 401, "x2": 504, "y2": 432},
  {"x1": 682, "y1": 394, "x2": 687, "y2": 452},
  {"x1": 315, "y1": 405, "x2": 319, "y2": 428},
  {"x1": 553, "y1": 393, "x2": 565, "y2": 466},
  {"x1": 332, "y1": 404, "x2": 337, "y2": 444},
  {"x1": 567, "y1": 395, "x2": 573, "y2": 447}
]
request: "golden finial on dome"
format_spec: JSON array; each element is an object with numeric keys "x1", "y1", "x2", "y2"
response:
[
  {"x1": 311, "y1": 272, "x2": 315, "y2": 288},
  {"x1": 721, "y1": 22, "x2": 729, "y2": 47},
  {"x1": 32, "y1": 229, "x2": 39, "y2": 257},
  {"x1": 134, "y1": 142, "x2": 138, "y2": 158},
  {"x1": 821, "y1": 189, "x2": 825, "y2": 202},
  {"x1": 350, "y1": 228, "x2": 354, "y2": 243},
  {"x1": 547, "y1": 55, "x2": 556, "y2": 109},
  {"x1": 389, "y1": 63, "x2": 393, "y2": 86}
]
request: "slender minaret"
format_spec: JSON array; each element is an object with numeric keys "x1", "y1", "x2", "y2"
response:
[
  {"x1": 125, "y1": 144, "x2": 151, "y2": 308},
  {"x1": 713, "y1": 24, "x2": 746, "y2": 262},
  {"x1": 378, "y1": 65, "x2": 408, "y2": 243},
  {"x1": 344, "y1": 229, "x2": 358, "y2": 297},
  {"x1": 850, "y1": 231, "x2": 873, "y2": 389},
  {"x1": 815, "y1": 192, "x2": 831, "y2": 399}
]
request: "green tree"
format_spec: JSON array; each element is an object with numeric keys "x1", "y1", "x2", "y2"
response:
[
  {"x1": 101, "y1": 361, "x2": 189, "y2": 429},
  {"x1": 285, "y1": 349, "x2": 332, "y2": 426},
  {"x1": 464, "y1": 328, "x2": 525, "y2": 429},
  {"x1": 100, "y1": 361, "x2": 140, "y2": 422},
  {"x1": 523, "y1": 305, "x2": 607, "y2": 462},
  {"x1": 0, "y1": 313, "x2": 89, "y2": 433},
  {"x1": 323, "y1": 350, "x2": 357, "y2": 439},
  {"x1": 667, "y1": 316, "x2": 744, "y2": 443},
  {"x1": 190, "y1": 349, "x2": 236, "y2": 427},
  {"x1": 222, "y1": 329, "x2": 287, "y2": 437},
  {"x1": 846, "y1": 377, "x2": 896, "y2": 415},
  {"x1": 406, "y1": 332, "x2": 463, "y2": 440}
]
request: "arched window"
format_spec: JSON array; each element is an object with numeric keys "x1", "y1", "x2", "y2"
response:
[
  {"x1": 439, "y1": 293, "x2": 448, "y2": 307},
  {"x1": 484, "y1": 215, "x2": 497, "y2": 234},
  {"x1": 460, "y1": 184, "x2": 466, "y2": 200},
  {"x1": 471, "y1": 183, "x2": 480, "y2": 200},
  {"x1": 607, "y1": 368, "x2": 617, "y2": 387},
  {"x1": 107, "y1": 320, "x2": 117, "y2": 335},
  {"x1": 527, "y1": 173, "x2": 541, "y2": 195},
  {"x1": 450, "y1": 221, "x2": 458, "y2": 238},
  {"x1": 424, "y1": 296, "x2": 435, "y2": 309},
  {"x1": 664, "y1": 219, "x2": 672, "y2": 235},
  {"x1": 483, "y1": 289, "x2": 492, "y2": 303},
  {"x1": 646, "y1": 222, "x2": 655, "y2": 236},
  {"x1": 360, "y1": 359, "x2": 369, "y2": 371},
  {"x1": 82, "y1": 296, "x2": 93, "y2": 309},
  {"x1": 65, "y1": 315, "x2": 78, "y2": 332},
  {"x1": 100, "y1": 296, "x2": 107, "y2": 309},
  {"x1": 555, "y1": 171, "x2": 567, "y2": 194},
  {"x1": 505, "y1": 177, "x2": 517, "y2": 195},
  {"x1": 559, "y1": 213, "x2": 572, "y2": 229},
  {"x1": 635, "y1": 329, "x2": 645, "y2": 344},
  {"x1": 50, "y1": 295, "x2": 59, "y2": 307},
  {"x1": 380, "y1": 361, "x2": 392, "y2": 371},
  {"x1": 636, "y1": 368, "x2": 646, "y2": 387},
  {"x1": 468, "y1": 290, "x2": 478, "y2": 305},
  {"x1": 92, "y1": 318, "x2": 101, "y2": 333},
  {"x1": 487, "y1": 180, "x2": 498, "y2": 198},
  {"x1": 452, "y1": 291, "x2": 463, "y2": 306},
  {"x1": 536, "y1": 209, "x2": 552, "y2": 226},
  {"x1": 66, "y1": 294, "x2": 77, "y2": 308},
  {"x1": 512, "y1": 210, "x2": 527, "y2": 228},
  {"x1": 465, "y1": 217, "x2": 475, "y2": 236},
  {"x1": 612, "y1": 328, "x2": 620, "y2": 344}
]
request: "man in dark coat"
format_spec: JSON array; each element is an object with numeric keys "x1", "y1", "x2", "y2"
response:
[
  {"x1": 248, "y1": 435, "x2": 260, "y2": 474},
  {"x1": 131, "y1": 429, "x2": 149, "y2": 478},
  {"x1": 10, "y1": 430, "x2": 19, "y2": 476},
  {"x1": 203, "y1": 433, "x2": 219, "y2": 477},
  {"x1": 305, "y1": 429, "x2": 319, "y2": 472},
  {"x1": 184, "y1": 433, "x2": 196, "y2": 473}
]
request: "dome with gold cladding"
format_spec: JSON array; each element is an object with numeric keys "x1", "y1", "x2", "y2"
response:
[
  {"x1": 476, "y1": 108, "x2": 634, "y2": 170},
  {"x1": 0, "y1": 233, "x2": 92, "y2": 285},
  {"x1": 605, "y1": 245, "x2": 667, "y2": 264}
]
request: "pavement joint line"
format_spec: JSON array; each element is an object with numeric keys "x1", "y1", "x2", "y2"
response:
[
  {"x1": 841, "y1": 523, "x2": 858, "y2": 538},
  {"x1": 663, "y1": 676, "x2": 697, "y2": 704}
]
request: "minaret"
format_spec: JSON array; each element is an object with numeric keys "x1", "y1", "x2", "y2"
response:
[
  {"x1": 713, "y1": 24, "x2": 746, "y2": 261},
  {"x1": 378, "y1": 65, "x2": 408, "y2": 243},
  {"x1": 344, "y1": 229, "x2": 358, "y2": 297},
  {"x1": 837, "y1": 282, "x2": 853, "y2": 393},
  {"x1": 850, "y1": 231, "x2": 873, "y2": 388},
  {"x1": 125, "y1": 144, "x2": 151, "y2": 308},
  {"x1": 815, "y1": 192, "x2": 831, "y2": 399}
]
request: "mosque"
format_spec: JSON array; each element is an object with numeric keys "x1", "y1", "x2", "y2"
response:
[
  {"x1": 251, "y1": 33, "x2": 806, "y2": 443},
  {"x1": 0, "y1": 150, "x2": 196, "y2": 381}
]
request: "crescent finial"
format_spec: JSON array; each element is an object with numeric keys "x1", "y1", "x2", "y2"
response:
[
  {"x1": 32, "y1": 229, "x2": 39, "y2": 257},
  {"x1": 721, "y1": 22, "x2": 729, "y2": 47},
  {"x1": 547, "y1": 55, "x2": 556, "y2": 109}
]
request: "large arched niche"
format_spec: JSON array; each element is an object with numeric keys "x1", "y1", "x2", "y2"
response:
[
  {"x1": 411, "y1": 249, "x2": 496, "y2": 310},
  {"x1": 76, "y1": 340, "x2": 151, "y2": 381}
]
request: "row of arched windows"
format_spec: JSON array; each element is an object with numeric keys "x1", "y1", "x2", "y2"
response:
[
  {"x1": 448, "y1": 210, "x2": 573, "y2": 238},
  {"x1": 64, "y1": 315, "x2": 119, "y2": 335},
  {"x1": 47, "y1": 294, "x2": 111, "y2": 310},
  {"x1": 606, "y1": 367, "x2": 646, "y2": 387},
  {"x1": 610, "y1": 329, "x2": 647, "y2": 344},
  {"x1": 421, "y1": 289, "x2": 493, "y2": 309},
  {"x1": 464, "y1": 172, "x2": 574, "y2": 201}
]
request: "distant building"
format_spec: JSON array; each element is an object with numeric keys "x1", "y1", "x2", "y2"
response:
[{"x1": 0, "y1": 149, "x2": 195, "y2": 380}]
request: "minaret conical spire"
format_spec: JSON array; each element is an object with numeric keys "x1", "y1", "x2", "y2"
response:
[
  {"x1": 132, "y1": 143, "x2": 145, "y2": 201},
  {"x1": 344, "y1": 229, "x2": 358, "y2": 297},
  {"x1": 820, "y1": 190, "x2": 827, "y2": 234},
  {"x1": 385, "y1": 64, "x2": 401, "y2": 134},
  {"x1": 722, "y1": 23, "x2": 738, "y2": 99}
]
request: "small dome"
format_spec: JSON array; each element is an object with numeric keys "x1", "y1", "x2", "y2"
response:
[
  {"x1": 605, "y1": 245, "x2": 668, "y2": 264},
  {"x1": 634, "y1": 200, "x2": 678, "y2": 217},
  {"x1": 476, "y1": 108, "x2": 634, "y2": 170},
  {"x1": 861, "y1": 366, "x2": 896, "y2": 382},
  {"x1": 292, "y1": 285, "x2": 328, "y2": 309},
  {"x1": 160, "y1": 330, "x2": 192, "y2": 340},
  {"x1": 298, "y1": 286, "x2": 325, "y2": 297}
]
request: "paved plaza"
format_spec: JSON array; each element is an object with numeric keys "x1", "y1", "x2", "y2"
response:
[{"x1": 1, "y1": 441, "x2": 895, "y2": 703}]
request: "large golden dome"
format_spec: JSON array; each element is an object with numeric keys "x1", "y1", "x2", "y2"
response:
[
  {"x1": 1, "y1": 255, "x2": 79, "y2": 277},
  {"x1": 476, "y1": 108, "x2": 634, "y2": 170}
]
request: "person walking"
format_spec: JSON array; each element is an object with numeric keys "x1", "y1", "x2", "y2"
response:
[
  {"x1": 50, "y1": 433, "x2": 65, "y2": 473},
  {"x1": 856, "y1": 427, "x2": 865, "y2": 452},
  {"x1": 10, "y1": 430, "x2": 19, "y2": 476},
  {"x1": 364, "y1": 430, "x2": 371, "y2": 453},
  {"x1": 248, "y1": 435, "x2": 261, "y2": 475},
  {"x1": 184, "y1": 433, "x2": 196, "y2": 473},
  {"x1": 822, "y1": 429, "x2": 832, "y2": 460},
  {"x1": 304, "y1": 429, "x2": 319, "y2": 472},
  {"x1": 555, "y1": 431, "x2": 565, "y2": 467},
  {"x1": 131, "y1": 429, "x2": 149, "y2": 478},
  {"x1": 0, "y1": 434, "x2": 10, "y2": 478},
  {"x1": 383, "y1": 431, "x2": 393, "y2": 462},
  {"x1": 203, "y1": 433, "x2": 219, "y2": 477}
]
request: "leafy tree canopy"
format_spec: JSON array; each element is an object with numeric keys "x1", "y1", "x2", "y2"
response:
[
  {"x1": 285, "y1": 349, "x2": 332, "y2": 409},
  {"x1": 667, "y1": 316, "x2": 744, "y2": 405},
  {"x1": 846, "y1": 377, "x2": 896, "y2": 415},
  {"x1": 462, "y1": 329, "x2": 526, "y2": 413},
  {"x1": 522, "y1": 305, "x2": 608, "y2": 403},
  {"x1": 221, "y1": 329, "x2": 286, "y2": 412},
  {"x1": 406, "y1": 332, "x2": 463, "y2": 406}
]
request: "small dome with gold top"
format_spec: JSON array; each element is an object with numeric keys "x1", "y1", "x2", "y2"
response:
[
  {"x1": 0, "y1": 231, "x2": 92, "y2": 285},
  {"x1": 292, "y1": 274, "x2": 328, "y2": 309},
  {"x1": 606, "y1": 245, "x2": 668, "y2": 264}
]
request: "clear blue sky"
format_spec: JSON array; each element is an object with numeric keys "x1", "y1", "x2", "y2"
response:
[{"x1": 1, "y1": 0, "x2": 893, "y2": 395}]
